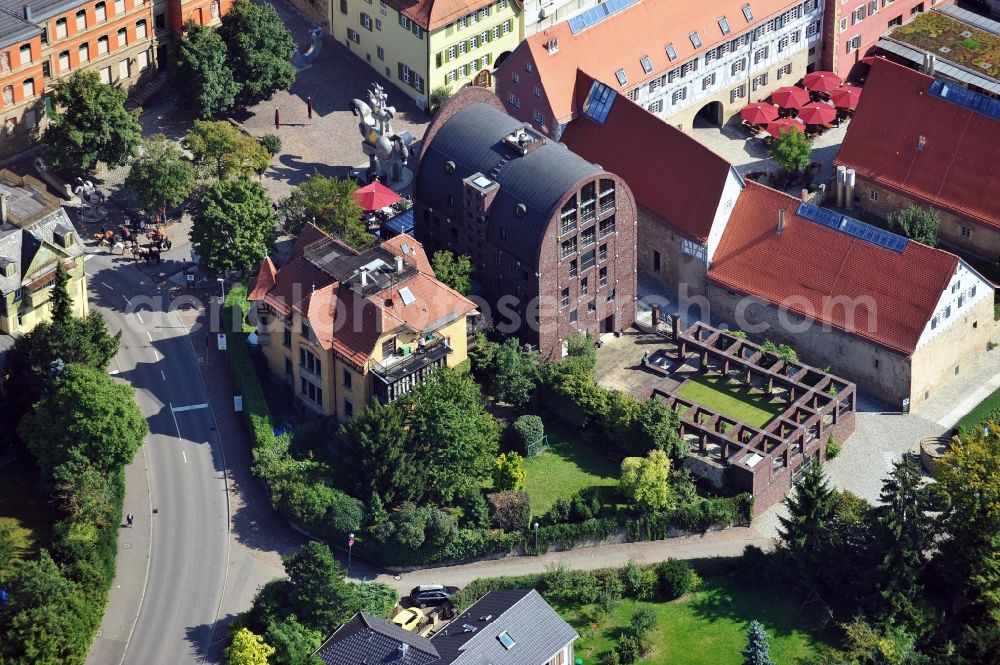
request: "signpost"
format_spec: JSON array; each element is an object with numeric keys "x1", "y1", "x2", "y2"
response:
[{"x1": 347, "y1": 533, "x2": 355, "y2": 573}]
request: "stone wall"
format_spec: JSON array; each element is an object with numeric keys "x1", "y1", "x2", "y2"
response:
[{"x1": 637, "y1": 207, "x2": 709, "y2": 297}]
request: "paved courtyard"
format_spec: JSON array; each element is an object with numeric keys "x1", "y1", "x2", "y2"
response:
[
  {"x1": 690, "y1": 115, "x2": 849, "y2": 194},
  {"x1": 239, "y1": 0, "x2": 431, "y2": 201}
]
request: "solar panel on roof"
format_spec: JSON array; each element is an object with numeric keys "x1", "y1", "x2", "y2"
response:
[
  {"x1": 796, "y1": 203, "x2": 909, "y2": 253},
  {"x1": 568, "y1": 0, "x2": 640, "y2": 34},
  {"x1": 582, "y1": 79, "x2": 617, "y2": 124},
  {"x1": 929, "y1": 78, "x2": 1000, "y2": 121}
]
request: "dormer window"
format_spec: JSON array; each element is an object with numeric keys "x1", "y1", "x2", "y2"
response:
[
  {"x1": 615, "y1": 69, "x2": 627, "y2": 86},
  {"x1": 742, "y1": 4, "x2": 753, "y2": 21},
  {"x1": 639, "y1": 56, "x2": 652, "y2": 74},
  {"x1": 665, "y1": 43, "x2": 677, "y2": 60},
  {"x1": 718, "y1": 16, "x2": 731, "y2": 34},
  {"x1": 690, "y1": 32, "x2": 702, "y2": 48}
]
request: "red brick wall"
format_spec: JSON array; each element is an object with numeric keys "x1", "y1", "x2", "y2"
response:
[{"x1": 494, "y1": 46, "x2": 557, "y2": 136}]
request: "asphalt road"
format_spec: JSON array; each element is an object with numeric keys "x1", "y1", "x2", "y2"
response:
[{"x1": 83, "y1": 246, "x2": 241, "y2": 665}]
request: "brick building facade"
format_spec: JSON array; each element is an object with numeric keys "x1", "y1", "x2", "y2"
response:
[{"x1": 413, "y1": 87, "x2": 637, "y2": 358}]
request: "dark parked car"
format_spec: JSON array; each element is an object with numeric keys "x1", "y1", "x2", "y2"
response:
[{"x1": 409, "y1": 584, "x2": 458, "y2": 607}]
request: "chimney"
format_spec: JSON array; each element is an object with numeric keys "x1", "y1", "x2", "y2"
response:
[
  {"x1": 0, "y1": 191, "x2": 9, "y2": 223},
  {"x1": 835, "y1": 165, "x2": 846, "y2": 208},
  {"x1": 917, "y1": 135, "x2": 926, "y2": 152},
  {"x1": 22, "y1": 4, "x2": 31, "y2": 21},
  {"x1": 360, "y1": 269, "x2": 368, "y2": 287},
  {"x1": 845, "y1": 169, "x2": 856, "y2": 211},
  {"x1": 925, "y1": 53, "x2": 936, "y2": 76},
  {"x1": 777, "y1": 209, "x2": 785, "y2": 235},
  {"x1": 395, "y1": 255, "x2": 404, "y2": 273}
]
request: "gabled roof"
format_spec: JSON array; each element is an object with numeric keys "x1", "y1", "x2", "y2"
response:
[
  {"x1": 247, "y1": 256, "x2": 277, "y2": 301},
  {"x1": 835, "y1": 58, "x2": 1000, "y2": 231},
  {"x1": 0, "y1": 207, "x2": 85, "y2": 295},
  {"x1": 511, "y1": 0, "x2": 797, "y2": 122},
  {"x1": 561, "y1": 71, "x2": 733, "y2": 243},
  {"x1": 707, "y1": 181, "x2": 960, "y2": 356},
  {"x1": 313, "y1": 613, "x2": 440, "y2": 665},
  {"x1": 430, "y1": 589, "x2": 578, "y2": 665},
  {"x1": 383, "y1": 0, "x2": 496, "y2": 32}
]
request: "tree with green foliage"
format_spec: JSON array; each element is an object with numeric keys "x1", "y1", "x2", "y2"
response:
[
  {"x1": 276, "y1": 174, "x2": 371, "y2": 247},
  {"x1": 619, "y1": 449, "x2": 674, "y2": 513},
  {"x1": 490, "y1": 337, "x2": 539, "y2": 407},
  {"x1": 183, "y1": 120, "x2": 271, "y2": 180},
  {"x1": 742, "y1": 620, "x2": 775, "y2": 665},
  {"x1": 492, "y1": 451, "x2": 526, "y2": 491},
  {"x1": 405, "y1": 368, "x2": 500, "y2": 504},
  {"x1": 174, "y1": 21, "x2": 241, "y2": 118},
  {"x1": 760, "y1": 340, "x2": 798, "y2": 364},
  {"x1": 429, "y1": 86, "x2": 452, "y2": 113},
  {"x1": 125, "y1": 134, "x2": 196, "y2": 211},
  {"x1": 191, "y1": 176, "x2": 277, "y2": 275},
  {"x1": 19, "y1": 364, "x2": 147, "y2": 487},
  {"x1": 219, "y1": 0, "x2": 296, "y2": 105},
  {"x1": 52, "y1": 462, "x2": 120, "y2": 528},
  {"x1": 49, "y1": 262, "x2": 72, "y2": 324},
  {"x1": 44, "y1": 71, "x2": 141, "y2": 169},
  {"x1": 264, "y1": 615, "x2": 322, "y2": 665},
  {"x1": 334, "y1": 399, "x2": 414, "y2": 505},
  {"x1": 767, "y1": 127, "x2": 812, "y2": 174},
  {"x1": 777, "y1": 462, "x2": 837, "y2": 589},
  {"x1": 431, "y1": 250, "x2": 473, "y2": 295},
  {"x1": 934, "y1": 429, "x2": 1000, "y2": 624},
  {"x1": 354, "y1": 581, "x2": 398, "y2": 619},
  {"x1": 283, "y1": 541, "x2": 359, "y2": 635},
  {"x1": 637, "y1": 397, "x2": 686, "y2": 459},
  {"x1": 873, "y1": 458, "x2": 932, "y2": 630},
  {"x1": 889, "y1": 205, "x2": 939, "y2": 247},
  {"x1": 225, "y1": 627, "x2": 275, "y2": 665},
  {"x1": 0, "y1": 550, "x2": 95, "y2": 664},
  {"x1": 839, "y1": 618, "x2": 923, "y2": 665}
]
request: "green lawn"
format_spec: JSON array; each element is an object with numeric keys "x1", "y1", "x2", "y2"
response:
[
  {"x1": 0, "y1": 456, "x2": 57, "y2": 575},
  {"x1": 522, "y1": 422, "x2": 618, "y2": 516},
  {"x1": 560, "y1": 576, "x2": 838, "y2": 665},
  {"x1": 677, "y1": 375, "x2": 785, "y2": 429}
]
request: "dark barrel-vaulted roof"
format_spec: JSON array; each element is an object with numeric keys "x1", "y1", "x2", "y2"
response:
[{"x1": 416, "y1": 101, "x2": 603, "y2": 266}]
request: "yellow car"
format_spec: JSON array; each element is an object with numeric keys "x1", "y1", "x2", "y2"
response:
[{"x1": 391, "y1": 607, "x2": 426, "y2": 632}]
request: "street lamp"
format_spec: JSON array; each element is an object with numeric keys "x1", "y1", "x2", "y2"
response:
[
  {"x1": 347, "y1": 532, "x2": 355, "y2": 573},
  {"x1": 217, "y1": 277, "x2": 226, "y2": 303},
  {"x1": 533, "y1": 522, "x2": 539, "y2": 552}
]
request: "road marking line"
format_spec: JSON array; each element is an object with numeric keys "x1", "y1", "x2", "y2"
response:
[
  {"x1": 123, "y1": 295, "x2": 131, "y2": 307},
  {"x1": 100, "y1": 281, "x2": 113, "y2": 290},
  {"x1": 146, "y1": 331, "x2": 153, "y2": 343},
  {"x1": 136, "y1": 312, "x2": 144, "y2": 325},
  {"x1": 182, "y1": 450, "x2": 187, "y2": 464},
  {"x1": 171, "y1": 403, "x2": 209, "y2": 413},
  {"x1": 168, "y1": 401, "x2": 182, "y2": 443},
  {"x1": 160, "y1": 370, "x2": 166, "y2": 381}
]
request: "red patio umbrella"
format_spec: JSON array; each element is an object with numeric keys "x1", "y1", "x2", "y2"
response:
[
  {"x1": 802, "y1": 70, "x2": 843, "y2": 93},
  {"x1": 740, "y1": 101, "x2": 779, "y2": 124},
  {"x1": 797, "y1": 101, "x2": 837, "y2": 125},
  {"x1": 830, "y1": 85, "x2": 863, "y2": 110},
  {"x1": 770, "y1": 86, "x2": 810, "y2": 110},
  {"x1": 766, "y1": 118, "x2": 805, "y2": 139},
  {"x1": 352, "y1": 179, "x2": 402, "y2": 212}
]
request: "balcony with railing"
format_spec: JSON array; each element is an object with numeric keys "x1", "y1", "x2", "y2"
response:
[{"x1": 371, "y1": 338, "x2": 452, "y2": 402}]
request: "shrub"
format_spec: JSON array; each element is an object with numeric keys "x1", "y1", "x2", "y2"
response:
[
  {"x1": 630, "y1": 605, "x2": 657, "y2": 643},
  {"x1": 486, "y1": 490, "x2": 531, "y2": 532},
  {"x1": 355, "y1": 581, "x2": 398, "y2": 620},
  {"x1": 455, "y1": 486, "x2": 491, "y2": 529},
  {"x1": 597, "y1": 587, "x2": 620, "y2": 616},
  {"x1": 657, "y1": 558, "x2": 696, "y2": 599},
  {"x1": 622, "y1": 560, "x2": 644, "y2": 596},
  {"x1": 615, "y1": 633, "x2": 641, "y2": 664},
  {"x1": 429, "y1": 86, "x2": 452, "y2": 113},
  {"x1": 602, "y1": 650, "x2": 623, "y2": 665},
  {"x1": 492, "y1": 451, "x2": 527, "y2": 491},
  {"x1": 545, "y1": 568, "x2": 601, "y2": 604},
  {"x1": 826, "y1": 436, "x2": 842, "y2": 459},
  {"x1": 512, "y1": 415, "x2": 545, "y2": 456},
  {"x1": 260, "y1": 133, "x2": 282, "y2": 156}
]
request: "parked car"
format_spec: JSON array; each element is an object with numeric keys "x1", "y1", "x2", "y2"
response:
[
  {"x1": 391, "y1": 607, "x2": 426, "y2": 632},
  {"x1": 409, "y1": 584, "x2": 458, "y2": 607}
]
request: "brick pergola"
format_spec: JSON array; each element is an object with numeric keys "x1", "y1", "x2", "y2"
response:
[{"x1": 643, "y1": 319, "x2": 857, "y2": 515}]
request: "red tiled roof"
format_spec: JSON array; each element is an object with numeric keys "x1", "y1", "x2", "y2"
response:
[
  {"x1": 835, "y1": 59, "x2": 1000, "y2": 231},
  {"x1": 707, "y1": 181, "x2": 959, "y2": 356},
  {"x1": 289, "y1": 223, "x2": 330, "y2": 260},
  {"x1": 561, "y1": 72, "x2": 733, "y2": 243},
  {"x1": 514, "y1": 0, "x2": 800, "y2": 122},
  {"x1": 381, "y1": 233, "x2": 434, "y2": 274},
  {"x1": 247, "y1": 257, "x2": 277, "y2": 301},
  {"x1": 383, "y1": 0, "x2": 495, "y2": 31}
]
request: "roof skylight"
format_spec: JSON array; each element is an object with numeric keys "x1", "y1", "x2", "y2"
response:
[
  {"x1": 665, "y1": 42, "x2": 677, "y2": 60},
  {"x1": 399, "y1": 287, "x2": 416, "y2": 305},
  {"x1": 742, "y1": 4, "x2": 753, "y2": 21},
  {"x1": 640, "y1": 56, "x2": 652, "y2": 73},
  {"x1": 497, "y1": 631, "x2": 516, "y2": 650},
  {"x1": 718, "y1": 16, "x2": 731, "y2": 34},
  {"x1": 615, "y1": 69, "x2": 627, "y2": 86},
  {"x1": 690, "y1": 32, "x2": 702, "y2": 48}
]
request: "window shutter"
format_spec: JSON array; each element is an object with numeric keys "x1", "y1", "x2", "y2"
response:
[
  {"x1": 436, "y1": 52, "x2": 442, "y2": 67},
  {"x1": 398, "y1": 62, "x2": 403, "y2": 79}
]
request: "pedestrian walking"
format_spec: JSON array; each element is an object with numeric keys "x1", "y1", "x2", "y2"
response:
[{"x1": 127, "y1": 512, "x2": 134, "y2": 527}]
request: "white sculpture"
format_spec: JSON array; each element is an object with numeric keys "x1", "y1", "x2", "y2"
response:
[{"x1": 349, "y1": 83, "x2": 414, "y2": 183}]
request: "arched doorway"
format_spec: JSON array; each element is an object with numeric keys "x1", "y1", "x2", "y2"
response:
[
  {"x1": 694, "y1": 101, "x2": 723, "y2": 128},
  {"x1": 473, "y1": 69, "x2": 492, "y2": 88},
  {"x1": 494, "y1": 51, "x2": 513, "y2": 69}
]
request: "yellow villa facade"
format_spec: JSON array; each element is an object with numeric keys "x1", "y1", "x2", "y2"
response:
[
  {"x1": 0, "y1": 171, "x2": 88, "y2": 336},
  {"x1": 330, "y1": 0, "x2": 522, "y2": 108},
  {"x1": 248, "y1": 225, "x2": 477, "y2": 422}
]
